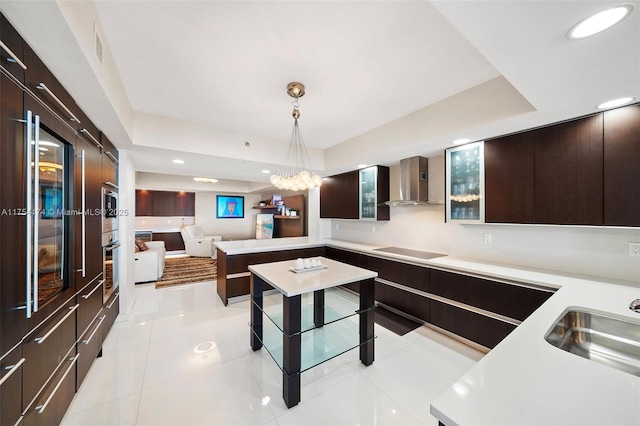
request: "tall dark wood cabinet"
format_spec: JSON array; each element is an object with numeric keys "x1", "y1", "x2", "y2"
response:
[
  {"x1": 534, "y1": 115, "x2": 604, "y2": 225},
  {"x1": 320, "y1": 170, "x2": 359, "y2": 219},
  {"x1": 1, "y1": 12, "x2": 119, "y2": 425},
  {"x1": 485, "y1": 132, "x2": 535, "y2": 223},
  {"x1": 603, "y1": 104, "x2": 640, "y2": 227}
]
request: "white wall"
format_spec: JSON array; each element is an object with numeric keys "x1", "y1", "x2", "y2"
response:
[
  {"x1": 195, "y1": 192, "x2": 262, "y2": 240},
  {"x1": 117, "y1": 150, "x2": 137, "y2": 316},
  {"x1": 325, "y1": 206, "x2": 640, "y2": 283}
]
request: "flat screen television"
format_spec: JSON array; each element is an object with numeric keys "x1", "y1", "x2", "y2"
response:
[{"x1": 216, "y1": 195, "x2": 244, "y2": 218}]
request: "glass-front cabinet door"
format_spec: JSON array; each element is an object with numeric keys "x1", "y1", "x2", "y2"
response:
[
  {"x1": 359, "y1": 166, "x2": 377, "y2": 220},
  {"x1": 446, "y1": 141, "x2": 485, "y2": 223}
]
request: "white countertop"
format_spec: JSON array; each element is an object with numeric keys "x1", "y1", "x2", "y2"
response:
[
  {"x1": 248, "y1": 257, "x2": 377, "y2": 297},
  {"x1": 216, "y1": 237, "x2": 640, "y2": 424},
  {"x1": 215, "y1": 236, "x2": 325, "y2": 255}
]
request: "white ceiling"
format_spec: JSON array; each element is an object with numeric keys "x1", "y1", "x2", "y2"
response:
[{"x1": 2, "y1": 1, "x2": 639, "y2": 192}]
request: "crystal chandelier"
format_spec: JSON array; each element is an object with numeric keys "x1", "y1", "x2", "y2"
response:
[{"x1": 269, "y1": 82, "x2": 323, "y2": 191}]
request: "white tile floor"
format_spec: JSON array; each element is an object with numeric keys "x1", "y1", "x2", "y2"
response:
[{"x1": 61, "y1": 280, "x2": 484, "y2": 426}]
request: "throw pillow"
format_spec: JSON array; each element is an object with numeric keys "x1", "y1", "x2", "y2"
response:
[{"x1": 134, "y1": 237, "x2": 149, "y2": 251}]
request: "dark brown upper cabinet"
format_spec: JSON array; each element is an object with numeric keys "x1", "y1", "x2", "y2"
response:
[
  {"x1": 485, "y1": 132, "x2": 536, "y2": 224},
  {"x1": 534, "y1": 114, "x2": 604, "y2": 225},
  {"x1": 1, "y1": 14, "x2": 25, "y2": 83},
  {"x1": 174, "y1": 191, "x2": 196, "y2": 216},
  {"x1": 135, "y1": 190, "x2": 155, "y2": 216},
  {"x1": 135, "y1": 189, "x2": 195, "y2": 217},
  {"x1": 320, "y1": 170, "x2": 359, "y2": 219},
  {"x1": 603, "y1": 104, "x2": 640, "y2": 227},
  {"x1": 100, "y1": 133, "x2": 118, "y2": 187}
]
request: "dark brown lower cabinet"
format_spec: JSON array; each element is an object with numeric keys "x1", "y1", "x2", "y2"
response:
[
  {"x1": 76, "y1": 277, "x2": 104, "y2": 339},
  {"x1": 375, "y1": 282, "x2": 430, "y2": 323},
  {"x1": 430, "y1": 300, "x2": 517, "y2": 349},
  {"x1": 1, "y1": 345, "x2": 24, "y2": 426},
  {"x1": 77, "y1": 312, "x2": 105, "y2": 389},
  {"x1": 102, "y1": 291, "x2": 120, "y2": 342},
  {"x1": 22, "y1": 350, "x2": 78, "y2": 426},
  {"x1": 22, "y1": 299, "x2": 77, "y2": 410},
  {"x1": 153, "y1": 232, "x2": 185, "y2": 251},
  {"x1": 216, "y1": 247, "x2": 326, "y2": 305},
  {"x1": 430, "y1": 269, "x2": 553, "y2": 322}
]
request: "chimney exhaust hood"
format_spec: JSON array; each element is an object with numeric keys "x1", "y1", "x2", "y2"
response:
[{"x1": 381, "y1": 156, "x2": 429, "y2": 206}]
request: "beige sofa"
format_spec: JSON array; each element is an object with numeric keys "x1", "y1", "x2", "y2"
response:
[
  {"x1": 134, "y1": 241, "x2": 166, "y2": 283},
  {"x1": 180, "y1": 225, "x2": 221, "y2": 258}
]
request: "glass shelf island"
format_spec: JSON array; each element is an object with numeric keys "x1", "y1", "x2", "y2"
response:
[{"x1": 248, "y1": 257, "x2": 377, "y2": 408}]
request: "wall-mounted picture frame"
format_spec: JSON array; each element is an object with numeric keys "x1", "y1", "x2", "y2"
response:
[{"x1": 216, "y1": 195, "x2": 245, "y2": 218}]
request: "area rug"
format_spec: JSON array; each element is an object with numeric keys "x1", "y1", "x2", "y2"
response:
[{"x1": 155, "y1": 256, "x2": 217, "y2": 289}]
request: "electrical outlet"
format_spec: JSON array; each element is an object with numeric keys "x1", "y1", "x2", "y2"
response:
[
  {"x1": 483, "y1": 233, "x2": 492, "y2": 244},
  {"x1": 371, "y1": 226, "x2": 376, "y2": 234},
  {"x1": 629, "y1": 242, "x2": 640, "y2": 257},
  {"x1": 335, "y1": 223, "x2": 340, "y2": 231}
]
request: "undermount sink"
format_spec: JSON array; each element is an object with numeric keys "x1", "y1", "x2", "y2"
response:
[{"x1": 545, "y1": 307, "x2": 640, "y2": 377}]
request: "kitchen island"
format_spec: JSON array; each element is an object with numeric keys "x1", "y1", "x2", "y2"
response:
[
  {"x1": 216, "y1": 237, "x2": 640, "y2": 425},
  {"x1": 248, "y1": 257, "x2": 377, "y2": 408}
]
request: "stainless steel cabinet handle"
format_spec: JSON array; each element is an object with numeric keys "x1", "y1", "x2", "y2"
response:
[
  {"x1": 35, "y1": 354, "x2": 79, "y2": 414},
  {"x1": 25, "y1": 110, "x2": 33, "y2": 319},
  {"x1": 0, "y1": 358, "x2": 26, "y2": 386},
  {"x1": 105, "y1": 151, "x2": 118, "y2": 163},
  {"x1": 33, "y1": 114, "x2": 40, "y2": 313},
  {"x1": 34, "y1": 304, "x2": 79, "y2": 344},
  {"x1": 106, "y1": 243, "x2": 121, "y2": 251},
  {"x1": 80, "y1": 150, "x2": 86, "y2": 278},
  {"x1": 103, "y1": 181, "x2": 119, "y2": 189},
  {"x1": 82, "y1": 280, "x2": 105, "y2": 299},
  {"x1": 0, "y1": 40, "x2": 27, "y2": 69},
  {"x1": 107, "y1": 292, "x2": 120, "y2": 309},
  {"x1": 79, "y1": 128, "x2": 102, "y2": 149},
  {"x1": 35, "y1": 83, "x2": 81, "y2": 123},
  {"x1": 82, "y1": 315, "x2": 106, "y2": 345}
]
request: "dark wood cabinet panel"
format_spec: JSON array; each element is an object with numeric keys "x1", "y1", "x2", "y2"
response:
[
  {"x1": 74, "y1": 135, "x2": 103, "y2": 292},
  {"x1": 326, "y1": 247, "x2": 370, "y2": 270},
  {"x1": 135, "y1": 190, "x2": 155, "y2": 216},
  {"x1": 375, "y1": 166, "x2": 391, "y2": 221},
  {"x1": 1, "y1": 345, "x2": 24, "y2": 426},
  {"x1": 135, "y1": 190, "x2": 196, "y2": 217},
  {"x1": 485, "y1": 132, "x2": 535, "y2": 223},
  {"x1": 174, "y1": 192, "x2": 195, "y2": 216},
  {"x1": 1, "y1": 14, "x2": 26, "y2": 83},
  {"x1": 534, "y1": 115, "x2": 604, "y2": 225},
  {"x1": 430, "y1": 300, "x2": 517, "y2": 349},
  {"x1": 603, "y1": 104, "x2": 640, "y2": 227},
  {"x1": 102, "y1": 291, "x2": 119, "y2": 343},
  {"x1": 22, "y1": 300, "x2": 77, "y2": 410},
  {"x1": 100, "y1": 133, "x2": 118, "y2": 186},
  {"x1": 217, "y1": 247, "x2": 326, "y2": 305},
  {"x1": 153, "y1": 191, "x2": 175, "y2": 216},
  {"x1": 76, "y1": 313, "x2": 104, "y2": 389},
  {"x1": 369, "y1": 256, "x2": 430, "y2": 293},
  {"x1": 153, "y1": 232, "x2": 185, "y2": 251},
  {"x1": 430, "y1": 269, "x2": 552, "y2": 322},
  {"x1": 0, "y1": 72, "x2": 28, "y2": 355},
  {"x1": 375, "y1": 282, "x2": 430, "y2": 322},
  {"x1": 320, "y1": 170, "x2": 359, "y2": 219},
  {"x1": 22, "y1": 349, "x2": 77, "y2": 426},
  {"x1": 76, "y1": 278, "x2": 104, "y2": 338}
]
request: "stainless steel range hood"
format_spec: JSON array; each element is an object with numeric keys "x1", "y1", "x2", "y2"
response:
[{"x1": 381, "y1": 156, "x2": 429, "y2": 206}]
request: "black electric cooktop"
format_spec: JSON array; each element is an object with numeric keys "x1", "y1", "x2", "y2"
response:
[{"x1": 372, "y1": 246, "x2": 446, "y2": 260}]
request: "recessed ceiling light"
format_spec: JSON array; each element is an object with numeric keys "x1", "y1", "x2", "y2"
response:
[
  {"x1": 193, "y1": 177, "x2": 218, "y2": 184},
  {"x1": 567, "y1": 4, "x2": 634, "y2": 40},
  {"x1": 261, "y1": 170, "x2": 270, "y2": 174},
  {"x1": 597, "y1": 97, "x2": 635, "y2": 109},
  {"x1": 452, "y1": 138, "x2": 471, "y2": 145},
  {"x1": 357, "y1": 164, "x2": 368, "y2": 168},
  {"x1": 173, "y1": 159, "x2": 184, "y2": 164}
]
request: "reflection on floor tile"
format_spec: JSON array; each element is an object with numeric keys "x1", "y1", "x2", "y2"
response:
[{"x1": 62, "y1": 280, "x2": 484, "y2": 425}]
